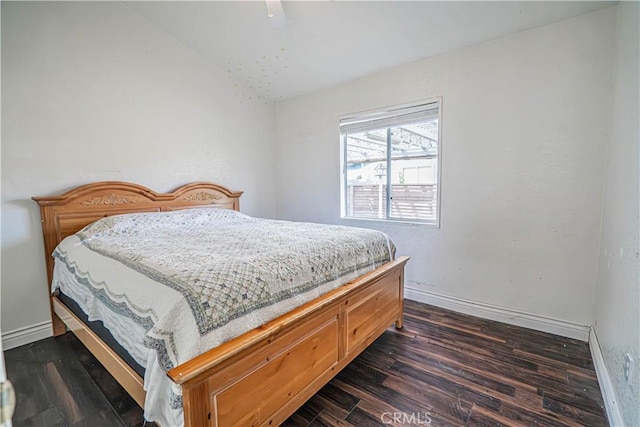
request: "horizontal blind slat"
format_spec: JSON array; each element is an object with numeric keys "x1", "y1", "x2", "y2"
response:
[{"x1": 340, "y1": 102, "x2": 439, "y2": 134}]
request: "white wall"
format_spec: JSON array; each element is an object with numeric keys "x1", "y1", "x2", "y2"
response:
[
  {"x1": 1, "y1": 2, "x2": 276, "y2": 337},
  {"x1": 274, "y1": 9, "x2": 616, "y2": 335},
  {"x1": 594, "y1": 2, "x2": 640, "y2": 425}
]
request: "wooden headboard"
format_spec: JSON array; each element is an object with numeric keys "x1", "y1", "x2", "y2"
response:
[{"x1": 33, "y1": 181, "x2": 243, "y2": 335}]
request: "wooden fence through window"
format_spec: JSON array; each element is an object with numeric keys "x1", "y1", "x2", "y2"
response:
[{"x1": 346, "y1": 184, "x2": 437, "y2": 221}]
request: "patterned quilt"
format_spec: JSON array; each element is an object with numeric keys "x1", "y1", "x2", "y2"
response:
[{"x1": 52, "y1": 208, "x2": 394, "y2": 426}]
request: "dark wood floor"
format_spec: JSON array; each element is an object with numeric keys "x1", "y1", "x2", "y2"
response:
[{"x1": 4, "y1": 300, "x2": 607, "y2": 426}]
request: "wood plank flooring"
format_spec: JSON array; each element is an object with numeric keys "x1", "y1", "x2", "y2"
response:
[{"x1": 4, "y1": 300, "x2": 607, "y2": 426}]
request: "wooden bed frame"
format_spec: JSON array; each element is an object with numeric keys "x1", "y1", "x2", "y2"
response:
[{"x1": 33, "y1": 181, "x2": 409, "y2": 427}]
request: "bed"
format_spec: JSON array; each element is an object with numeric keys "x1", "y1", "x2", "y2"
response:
[{"x1": 33, "y1": 181, "x2": 409, "y2": 427}]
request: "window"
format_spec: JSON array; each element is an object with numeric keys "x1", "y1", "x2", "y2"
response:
[{"x1": 340, "y1": 99, "x2": 441, "y2": 225}]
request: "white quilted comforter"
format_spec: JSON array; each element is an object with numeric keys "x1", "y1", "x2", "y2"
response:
[{"x1": 52, "y1": 208, "x2": 394, "y2": 426}]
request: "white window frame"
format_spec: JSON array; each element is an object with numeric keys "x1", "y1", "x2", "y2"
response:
[{"x1": 339, "y1": 97, "x2": 442, "y2": 227}]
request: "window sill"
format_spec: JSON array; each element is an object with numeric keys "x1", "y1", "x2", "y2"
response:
[{"x1": 340, "y1": 216, "x2": 440, "y2": 228}]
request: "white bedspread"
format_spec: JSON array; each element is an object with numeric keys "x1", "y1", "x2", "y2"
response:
[{"x1": 52, "y1": 208, "x2": 394, "y2": 426}]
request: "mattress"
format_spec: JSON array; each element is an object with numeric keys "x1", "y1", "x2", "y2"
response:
[
  {"x1": 51, "y1": 207, "x2": 394, "y2": 426},
  {"x1": 57, "y1": 290, "x2": 145, "y2": 377}
]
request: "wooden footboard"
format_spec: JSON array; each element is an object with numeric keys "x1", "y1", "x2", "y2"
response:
[
  {"x1": 51, "y1": 255, "x2": 407, "y2": 427},
  {"x1": 169, "y1": 256, "x2": 408, "y2": 427}
]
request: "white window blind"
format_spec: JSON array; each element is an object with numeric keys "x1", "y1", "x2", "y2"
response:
[{"x1": 339, "y1": 102, "x2": 439, "y2": 134}]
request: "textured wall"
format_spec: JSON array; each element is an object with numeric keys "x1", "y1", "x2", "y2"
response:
[
  {"x1": 274, "y1": 9, "x2": 615, "y2": 330},
  {"x1": 1, "y1": 2, "x2": 276, "y2": 334},
  {"x1": 594, "y1": 2, "x2": 640, "y2": 425}
]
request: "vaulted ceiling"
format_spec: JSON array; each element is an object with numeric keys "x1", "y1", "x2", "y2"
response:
[{"x1": 125, "y1": 1, "x2": 616, "y2": 101}]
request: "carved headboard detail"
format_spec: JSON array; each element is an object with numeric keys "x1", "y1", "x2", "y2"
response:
[{"x1": 32, "y1": 181, "x2": 243, "y2": 334}]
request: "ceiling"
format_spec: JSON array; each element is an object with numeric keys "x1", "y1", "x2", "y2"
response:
[{"x1": 125, "y1": 1, "x2": 616, "y2": 102}]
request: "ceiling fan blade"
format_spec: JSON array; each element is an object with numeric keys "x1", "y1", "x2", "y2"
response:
[{"x1": 265, "y1": 0, "x2": 286, "y2": 29}]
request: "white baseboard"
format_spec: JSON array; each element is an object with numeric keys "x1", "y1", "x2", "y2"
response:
[
  {"x1": 2, "y1": 321, "x2": 53, "y2": 351},
  {"x1": 589, "y1": 327, "x2": 625, "y2": 426},
  {"x1": 404, "y1": 286, "x2": 590, "y2": 341}
]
